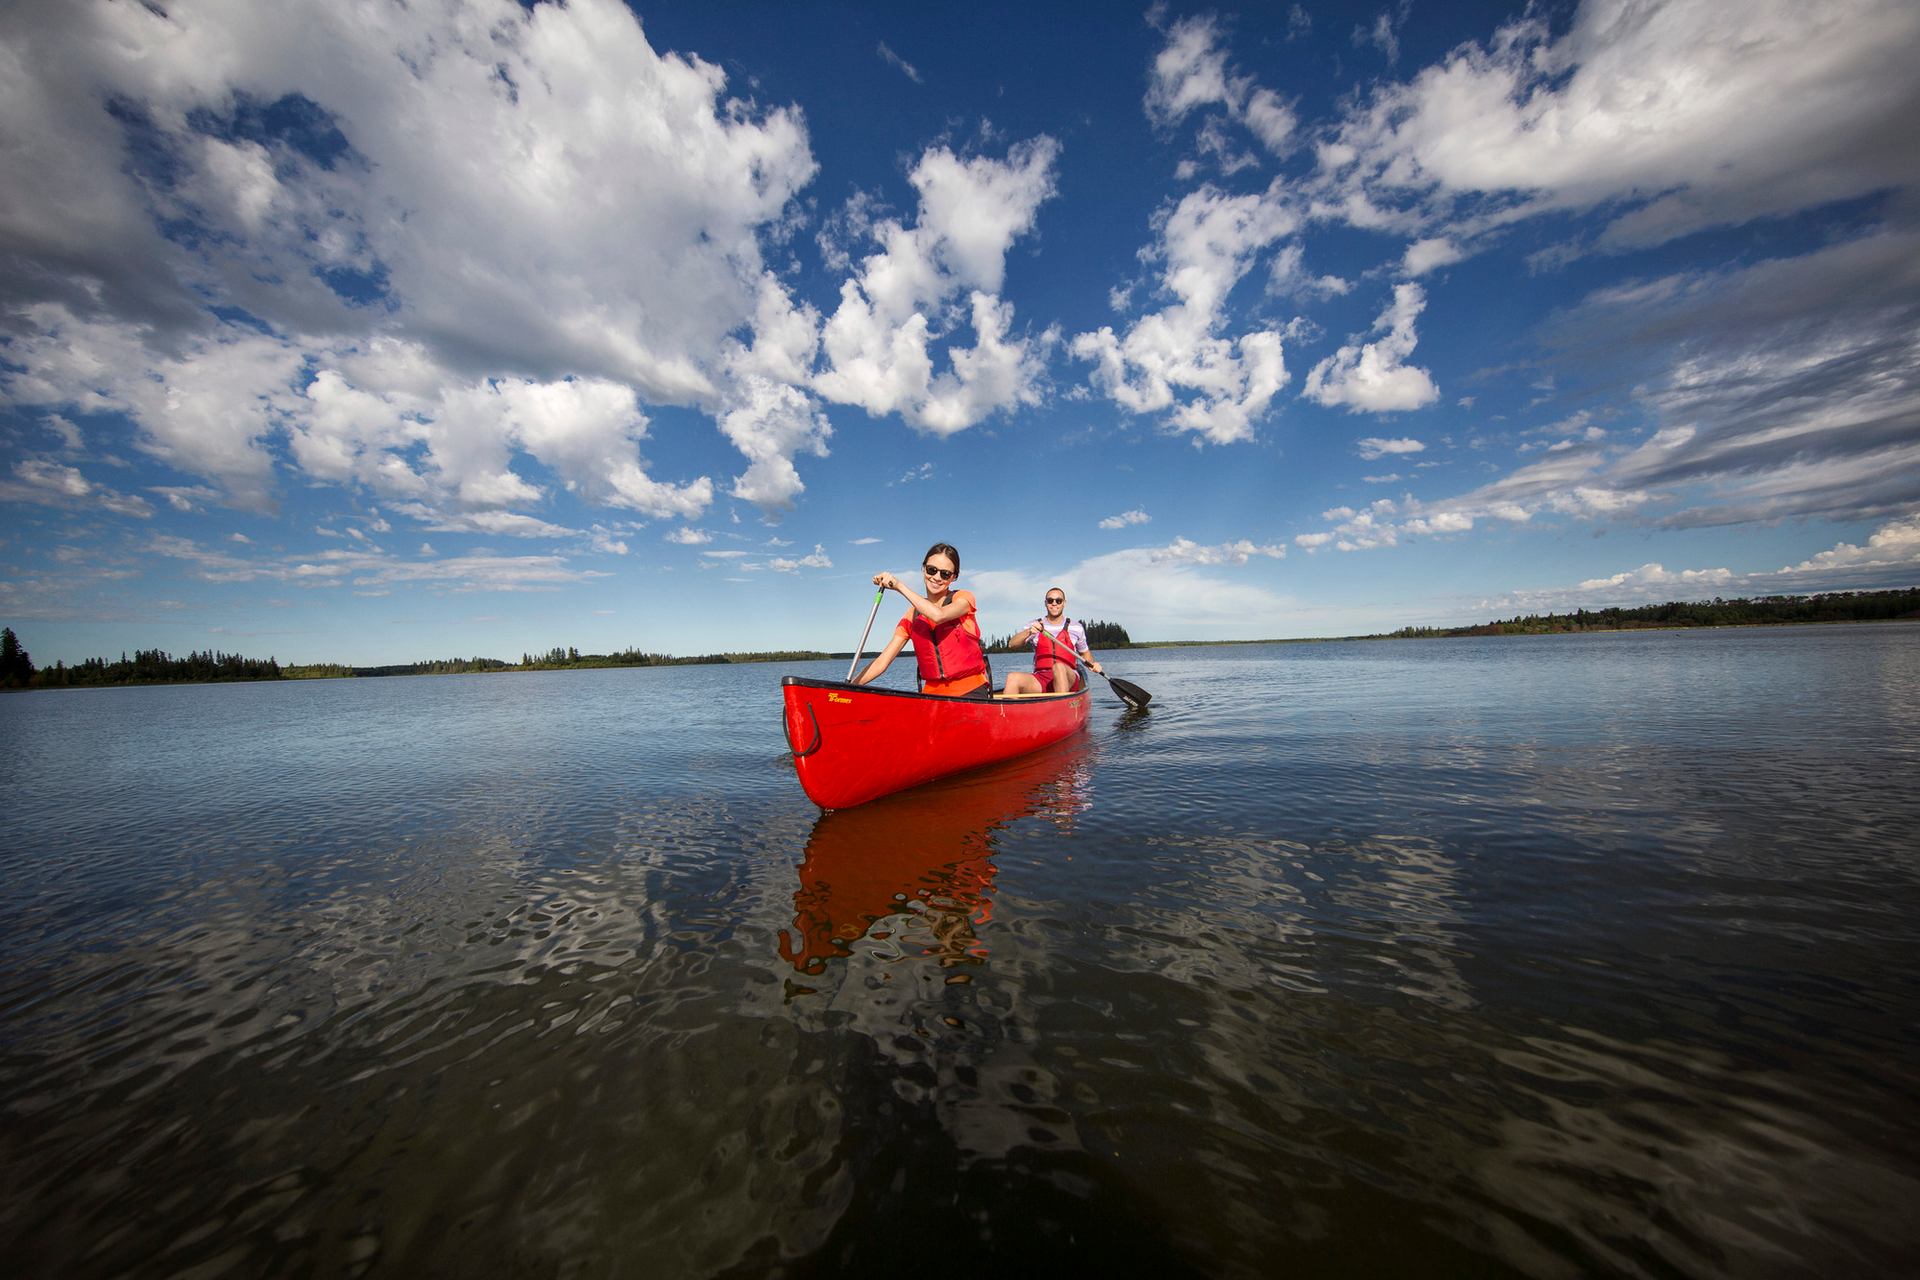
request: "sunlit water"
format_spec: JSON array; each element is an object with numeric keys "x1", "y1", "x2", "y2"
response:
[{"x1": 3, "y1": 625, "x2": 1917, "y2": 1277}]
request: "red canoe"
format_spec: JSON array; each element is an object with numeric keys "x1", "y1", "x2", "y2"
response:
[{"x1": 780, "y1": 675, "x2": 1090, "y2": 808}]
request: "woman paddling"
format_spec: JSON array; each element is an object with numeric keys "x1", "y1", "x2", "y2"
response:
[
  {"x1": 851, "y1": 542, "x2": 991, "y2": 698},
  {"x1": 1002, "y1": 586, "x2": 1103, "y2": 696}
]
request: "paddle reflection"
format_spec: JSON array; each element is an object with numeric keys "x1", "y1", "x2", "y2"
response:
[{"x1": 780, "y1": 741, "x2": 1092, "y2": 977}]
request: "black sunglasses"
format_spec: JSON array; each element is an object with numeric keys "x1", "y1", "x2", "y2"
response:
[
  {"x1": 1045, "y1": 595, "x2": 1065, "y2": 604},
  {"x1": 923, "y1": 564, "x2": 957, "y2": 581}
]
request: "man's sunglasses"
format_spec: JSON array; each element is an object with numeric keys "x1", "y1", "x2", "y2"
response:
[
  {"x1": 923, "y1": 564, "x2": 957, "y2": 581},
  {"x1": 1045, "y1": 596, "x2": 1065, "y2": 604}
]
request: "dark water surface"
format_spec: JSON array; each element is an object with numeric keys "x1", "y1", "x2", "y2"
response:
[{"x1": 3, "y1": 625, "x2": 1918, "y2": 1277}]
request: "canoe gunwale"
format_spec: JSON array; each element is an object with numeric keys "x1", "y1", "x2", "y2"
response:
[{"x1": 778, "y1": 674, "x2": 1084, "y2": 705}]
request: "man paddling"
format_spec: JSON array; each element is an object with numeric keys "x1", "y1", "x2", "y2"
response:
[{"x1": 1001, "y1": 587, "x2": 1104, "y2": 695}]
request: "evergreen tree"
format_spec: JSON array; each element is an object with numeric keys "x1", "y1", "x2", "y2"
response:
[{"x1": 1, "y1": 627, "x2": 34, "y2": 689}]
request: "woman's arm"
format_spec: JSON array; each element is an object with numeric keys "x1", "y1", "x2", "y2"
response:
[{"x1": 852, "y1": 629, "x2": 908, "y2": 685}]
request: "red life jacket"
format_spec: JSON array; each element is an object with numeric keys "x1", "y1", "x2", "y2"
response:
[
  {"x1": 911, "y1": 599, "x2": 987, "y2": 687},
  {"x1": 1033, "y1": 619, "x2": 1082, "y2": 688}
]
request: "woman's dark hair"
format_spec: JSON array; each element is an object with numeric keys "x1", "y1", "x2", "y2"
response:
[{"x1": 923, "y1": 542, "x2": 961, "y2": 573}]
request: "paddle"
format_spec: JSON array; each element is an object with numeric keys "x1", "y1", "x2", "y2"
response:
[
  {"x1": 846, "y1": 587, "x2": 886, "y2": 682},
  {"x1": 1093, "y1": 664, "x2": 1152, "y2": 710}
]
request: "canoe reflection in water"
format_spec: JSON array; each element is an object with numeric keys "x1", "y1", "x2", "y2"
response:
[{"x1": 781, "y1": 739, "x2": 1092, "y2": 977}]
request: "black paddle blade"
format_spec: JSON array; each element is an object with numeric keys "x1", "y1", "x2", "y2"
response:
[{"x1": 1106, "y1": 674, "x2": 1151, "y2": 709}]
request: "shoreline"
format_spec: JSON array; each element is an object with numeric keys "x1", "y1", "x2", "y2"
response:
[
  {"x1": 11, "y1": 615, "x2": 1917, "y2": 693},
  {"x1": 1127, "y1": 613, "x2": 1920, "y2": 649},
  {"x1": 9, "y1": 592, "x2": 1916, "y2": 691}
]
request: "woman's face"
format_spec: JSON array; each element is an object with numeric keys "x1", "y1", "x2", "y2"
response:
[{"x1": 923, "y1": 553, "x2": 958, "y2": 591}]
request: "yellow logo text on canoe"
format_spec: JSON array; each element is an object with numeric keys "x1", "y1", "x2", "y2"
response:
[{"x1": 828, "y1": 692, "x2": 853, "y2": 704}]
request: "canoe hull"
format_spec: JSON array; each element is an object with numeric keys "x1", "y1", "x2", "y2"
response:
[{"x1": 781, "y1": 675, "x2": 1090, "y2": 808}]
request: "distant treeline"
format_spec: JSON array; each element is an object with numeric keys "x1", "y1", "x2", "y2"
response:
[
  {"x1": 0, "y1": 626, "x2": 834, "y2": 688},
  {"x1": 985, "y1": 620, "x2": 1133, "y2": 653},
  {"x1": 513, "y1": 646, "x2": 832, "y2": 671},
  {"x1": 12, "y1": 591, "x2": 1909, "y2": 690},
  {"x1": 267, "y1": 650, "x2": 836, "y2": 679},
  {"x1": 1386, "y1": 588, "x2": 1920, "y2": 638},
  {"x1": 17, "y1": 642, "x2": 283, "y2": 688}
]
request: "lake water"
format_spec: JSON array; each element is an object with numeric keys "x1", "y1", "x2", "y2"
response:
[{"x1": 3, "y1": 625, "x2": 1917, "y2": 1277}]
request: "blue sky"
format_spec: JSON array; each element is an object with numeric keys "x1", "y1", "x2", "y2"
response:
[{"x1": 3, "y1": 0, "x2": 1917, "y2": 665}]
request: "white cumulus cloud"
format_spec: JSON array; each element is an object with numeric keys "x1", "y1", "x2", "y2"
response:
[
  {"x1": 1303, "y1": 284, "x2": 1440, "y2": 414},
  {"x1": 814, "y1": 139, "x2": 1059, "y2": 434},
  {"x1": 769, "y1": 543, "x2": 833, "y2": 573},
  {"x1": 0, "y1": 0, "x2": 840, "y2": 518},
  {"x1": 1778, "y1": 515, "x2": 1920, "y2": 576},
  {"x1": 1577, "y1": 562, "x2": 1734, "y2": 592},
  {"x1": 1146, "y1": 14, "x2": 1298, "y2": 162},
  {"x1": 1147, "y1": 536, "x2": 1285, "y2": 566},
  {"x1": 1403, "y1": 237, "x2": 1464, "y2": 276},
  {"x1": 1073, "y1": 183, "x2": 1297, "y2": 444},
  {"x1": 1314, "y1": 0, "x2": 1920, "y2": 250},
  {"x1": 1357, "y1": 436, "x2": 1426, "y2": 460}
]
